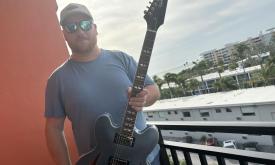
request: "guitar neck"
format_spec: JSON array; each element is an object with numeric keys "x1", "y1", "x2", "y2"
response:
[{"x1": 121, "y1": 29, "x2": 157, "y2": 136}]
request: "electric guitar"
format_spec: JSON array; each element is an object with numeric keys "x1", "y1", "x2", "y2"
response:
[{"x1": 76, "y1": 0, "x2": 167, "y2": 164}]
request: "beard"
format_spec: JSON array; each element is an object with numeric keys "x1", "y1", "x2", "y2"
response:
[
  {"x1": 68, "y1": 37, "x2": 97, "y2": 55},
  {"x1": 70, "y1": 43, "x2": 92, "y2": 55}
]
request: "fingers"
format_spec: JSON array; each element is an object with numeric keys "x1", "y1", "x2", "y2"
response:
[{"x1": 128, "y1": 87, "x2": 148, "y2": 112}]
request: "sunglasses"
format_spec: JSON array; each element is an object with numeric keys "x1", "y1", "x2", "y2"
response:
[{"x1": 63, "y1": 20, "x2": 93, "y2": 33}]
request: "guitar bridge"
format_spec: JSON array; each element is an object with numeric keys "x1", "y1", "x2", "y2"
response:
[
  {"x1": 114, "y1": 133, "x2": 135, "y2": 147},
  {"x1": 109, "y1": 156, "x2": 129, "y2": 165}
]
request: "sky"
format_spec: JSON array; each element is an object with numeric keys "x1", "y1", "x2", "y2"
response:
[{"x1": 56, "y1": 0, "x2": 275, "y2": 77}]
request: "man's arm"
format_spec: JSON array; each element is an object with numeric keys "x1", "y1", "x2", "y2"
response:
[
  {"x1": 143, "y1": 84, "x2": 160, "y2": 106},
  {"x1": 129, "y1": 84, "x2": 160, "y2": 111},
  {"x1": 45, "y1": 117, "x2": 72, "y2": 165}
]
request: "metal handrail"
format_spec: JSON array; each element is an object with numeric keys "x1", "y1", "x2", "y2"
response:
[{"x1": 147, "y1": 121, "x2": 275, "y2": 165}]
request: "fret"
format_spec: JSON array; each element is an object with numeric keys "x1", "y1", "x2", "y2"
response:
[
  {"x1": 140, "y1": 54, "x2": 151, "y2": 62},
  {"x1": 135, "y1": 73, "x2": 145, "y2": 80},
  {"x1": 132, "y1": 85, "x2": 143, "y2": 93},
  {"x1": 136, "y1": 74, "x2": 145, "y2": 80},
  {"x1": 147, "y1": 29, "x2": 157, "y2": 33},
  {"x1": 139, "y1": 63, "x2": 148, "y2": 68},
  {"x1": 126, "y1": 117, "x2": 135, "y2": 122},
  {"x1": 136, "y1": 66, "x2": 148, "y2": 75},
  {"x1": 124, "y1": 122, "x2": 134, "y2": 128},
  {"x1": 134, "y1": 79, "x2": 145, "y2": 87},
  {"x1": 123, "y1": 128, "x2": 132, "y2": 133},
  {"x1": 142, "y1": 49, "x2": 152, "y2": 55},
  {"x1": 126, "y1": 110, "x2": 136, "y2": 116}
]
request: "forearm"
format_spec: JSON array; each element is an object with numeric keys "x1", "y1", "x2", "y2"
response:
[
  {"x1": 144, "y1": 84, "x2": 160, "y2": 107},
  {"x1": 45, "y1": 121, "x2": 72, "y2": 165}
]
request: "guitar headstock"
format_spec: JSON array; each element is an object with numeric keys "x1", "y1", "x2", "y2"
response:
[{"x1": 144, "y1": 0, "x2": 168, "y2": 31}]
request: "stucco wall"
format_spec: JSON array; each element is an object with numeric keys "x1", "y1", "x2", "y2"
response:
[{"x1": 0, "y1": 0, "x2": 78, "y2": 164}]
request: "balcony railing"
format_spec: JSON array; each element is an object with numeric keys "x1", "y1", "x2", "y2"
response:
[{"x1": 148, "y1": 121, "x2": 275, "y2": 165}]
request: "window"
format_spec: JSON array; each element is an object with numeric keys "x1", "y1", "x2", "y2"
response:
[
  {"x1": 241, "y1": 107, "x2": 256, "y2": 116},
  {"x1": 226, "y1": 108, "x2": 232, "y2": 112},
  {"x1": 215, "y1": 108, "x2": 221, "y2": 113},
  {"x1": 242, "y1": 136, "x2": 248, "y2": 140},
  {"x1": 158, "y1": 112, "x2": 166, "y2": 118},
  {"x1": 147, "y1": 112, "x2": 154, "y2": 118},
  {"x1": 168, "y1": 111, "x2": 171, "y2": 115},
  {"x1": 271, "y1": 112, "x2": 275, "y2": 120},
  {"x1": 242, "y1": 112, "x2": 256, "y2": 116},
  {"x1": 200, "y1": 112, "x2": 210, "y2": 117},
  {"x1": 236, "y1": 117, "x2": 242, "y2": 121},
  {"x1": 174, "y1": 111, "x2": 178, "y2": 114},
  {"x1": 183, "y1": 111, "x2": 191, "y2": 117}
]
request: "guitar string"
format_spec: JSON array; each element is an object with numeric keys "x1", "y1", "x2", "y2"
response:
[
  {"x1": 113, "y1": 102, "x2": 130, "y2": 164},
  {"x1": 113, "y1": 56, "x2": 144, "y2": 164},
  {"x1": 112, "y1": 30, "x2": 156, "y2": 165}
]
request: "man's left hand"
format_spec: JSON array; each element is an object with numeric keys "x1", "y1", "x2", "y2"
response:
[{"x1": 128, "y1": 87, "x2": 148, "y2": 112}]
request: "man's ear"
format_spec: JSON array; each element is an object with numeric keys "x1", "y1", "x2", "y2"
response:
[
  {"x1": 61, "y1": 28, "x2": 69, "y2": 41},
  {"x1": 94, "y1": 24, "x2": 98, "y2": 35}
]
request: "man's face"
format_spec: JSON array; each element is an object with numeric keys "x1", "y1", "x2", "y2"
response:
[{"x1": 62, "y1": 14, "x2": 97, "y2": 55}]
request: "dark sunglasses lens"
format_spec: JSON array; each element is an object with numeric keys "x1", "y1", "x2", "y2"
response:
[
  {"x1": 65, "y1": 24, "x2": 77, "y2": 33},
  {"x1": 80, "y1": 20, "x2": 92, "y2": 31}
]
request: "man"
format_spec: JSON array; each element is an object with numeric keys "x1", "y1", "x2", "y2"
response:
[{"x1": 45, "y1": 3, "x2": 160, "y2": 165}]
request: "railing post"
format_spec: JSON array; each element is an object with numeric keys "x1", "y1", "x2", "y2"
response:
[
  {"x1": 217, "y1": 156, "x2": 226, "y2": 165},
  {"x1": 157, "y1": 127, "x2": 170, "y2": 165},
  {"x1": 171, "y1": 149, "x2": 179, "y2": 165},
  {"x1": 199, "y1": 153, "x2": 208, "y2": 165}
]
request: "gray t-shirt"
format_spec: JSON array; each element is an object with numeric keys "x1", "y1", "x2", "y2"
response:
[{"x1": 45, "y1": 49, "x2": 159, "y2": 162}]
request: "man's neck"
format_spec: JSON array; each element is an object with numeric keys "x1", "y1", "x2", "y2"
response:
[{"x1": 70, "y1": 46, "x2": 101, "y2": 62}]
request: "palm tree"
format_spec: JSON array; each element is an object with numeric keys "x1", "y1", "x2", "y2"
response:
[
  {"x1": 187, "y1": 79, "x2": 200, "y2": 95},
  {"x1": 164, "y1": 73, "x2": 177, "y2": 98},
  {"x1": 213, "y1": 77, "x2": 238, "y2": 92},
  {"x1": 235, "y1": 43, "x2": 251, "y2": 87},
  {"x1": 153, "y1": 75, "x2": 165, "y2": 90},
  {"x1": 262, "y1": 54, "x2": 275, "y2": 85},
  {"x1": 176, "y1": 73, "x2": 188, "y2": 96},
  {"x1": 268, "y1": 32, "x2": 275, "y2": 54},
  {"x1": 192, "y1": 60, "x2": 209, "y2": 94},
  {"x1": 251, "y1": 42, "x2": 268, "y2": 69},
  {"x1": 228, "y1": 58, "x2": 238, "y2": 71},
  {"x1": 235, "y1": 43, "x2": 250, "y2": 70},
  {"x1": 215, "y1": 58, "x2": 224, "y2": 79}
]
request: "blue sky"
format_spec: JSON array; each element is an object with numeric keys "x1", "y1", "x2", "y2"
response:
[{"x1": 57, "y1": 0, "x2": 275, "y2": 77}]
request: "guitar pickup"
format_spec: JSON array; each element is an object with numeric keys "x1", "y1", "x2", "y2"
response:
[
  {"x1": 109, "y1": 156, "x2": 129, "y2": 165},
  {"x1": 114, "y1": 133, "x2": 135, "y2": 147}
]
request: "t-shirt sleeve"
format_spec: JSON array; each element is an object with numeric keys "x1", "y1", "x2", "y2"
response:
[
  {"x1": 123, "y1": 52, "x2": 154, "y2": 86},
  {"x1": 44, "y1": 73, "x2": 66, "y2": 118}
]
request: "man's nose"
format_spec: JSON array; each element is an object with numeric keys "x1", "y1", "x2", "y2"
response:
[{"x1": 75, "y1": 27, "x2": 87, "y2": 36}]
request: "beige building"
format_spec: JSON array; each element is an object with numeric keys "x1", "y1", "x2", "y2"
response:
[{"x1": 200, "y1": 28, "x2": 275, "y2": 65}]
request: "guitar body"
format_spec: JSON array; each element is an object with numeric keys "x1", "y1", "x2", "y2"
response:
[{"x1": 76, "y1": 113, "x2": 159, "y2": 165}]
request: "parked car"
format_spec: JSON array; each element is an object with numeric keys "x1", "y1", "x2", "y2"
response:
[
  {"x1": 223, "y1": 140, "x2": 237, "y2": 149},
  {"x1": 206, "y1": 137, "x2": 218, "y2": 146},
  {"x1": 243, "y1": 141, "x2": 258, "y2": 151}
]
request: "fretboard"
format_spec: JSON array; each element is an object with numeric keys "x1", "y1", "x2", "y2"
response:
[{"x1": 120, "y1": 30, "x2": 157, "y2": 137}]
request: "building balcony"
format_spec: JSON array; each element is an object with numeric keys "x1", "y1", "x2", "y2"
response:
[{"x1": 148, "y1": 121, "x2": 275, "y2": 165}]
